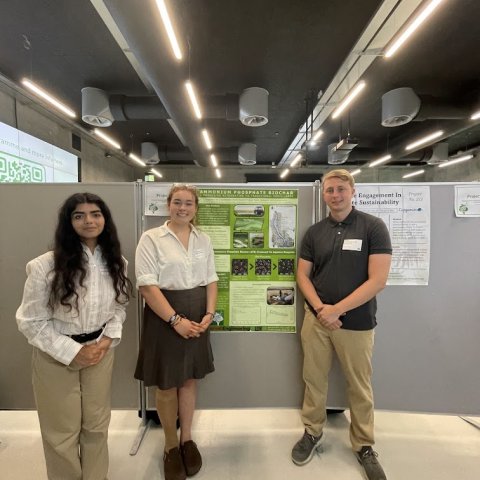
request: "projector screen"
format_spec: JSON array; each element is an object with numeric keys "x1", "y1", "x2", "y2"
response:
[{"x1": 0, "y1": 121, "x2": 78, "y2": 183}]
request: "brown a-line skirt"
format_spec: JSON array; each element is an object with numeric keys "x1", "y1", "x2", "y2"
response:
[{"x1": 134, "y1": 286, "x2": 215, "y2": 389}]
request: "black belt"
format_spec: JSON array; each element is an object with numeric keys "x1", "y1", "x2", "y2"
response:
[{"x1": 69, "y1": 325, "x2": 105, "y2": 343}]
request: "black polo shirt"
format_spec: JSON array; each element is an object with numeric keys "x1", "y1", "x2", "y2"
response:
[{"x1": 300, "y1": 207, "x2": 392, "y2": 330}]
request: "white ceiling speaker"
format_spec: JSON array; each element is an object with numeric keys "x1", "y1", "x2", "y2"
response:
[
  {"x1": 382, "y1": 87, "x2": 421, "y2": 127},
  {"x1": 81, "y1": 87, "x2": 114, "y2": 127},
  {"x1": 239, "y1": 87, "x2": 269, "y2": 127},
  {"x1": 327, "y1": 143, "x2": 349, "y2": 164},
  {"x1": 238, "y1": 143, "x2": 257, "y2": 165},
  {"x1": 141, "y1": 142, "x2": 160, "y2": 165}
]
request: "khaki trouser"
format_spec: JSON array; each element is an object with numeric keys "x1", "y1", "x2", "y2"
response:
[
  {"x1": 300, "y1": 306, "x2": 375, "y2": 451},
  {"x1": 32, "y1": 347, "x2": 114, "y2": 480}
]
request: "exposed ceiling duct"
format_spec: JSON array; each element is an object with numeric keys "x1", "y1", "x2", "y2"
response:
[
  {"x1": 381, "y1": 88, "x2": 421, "y2": 127},
  {"x1": 82, "y1": 87, "x2": 256, "y2": 126},
  {"x1": 327, "y1": 143, "x2": 349, "y2": 165},
  {"x1": 141, "y1": 142, "x2": 160, "y2": 165},
  {"x1": 382, "y1": 87, "x2": 472, "y2": 127},
  {"x1": 238, "y1": 143, "x2": 257, "y2": 165},
  {"x1": 239, "y1": 87, "x2": 269, "y2": 127},
  {"x1": 137, "y1": 142, "x2": 257, "y2": 165}
]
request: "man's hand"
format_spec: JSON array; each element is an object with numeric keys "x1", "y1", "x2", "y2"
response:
[{"x1": 317, "y1": 304, "x2": 343, "y2": 330}]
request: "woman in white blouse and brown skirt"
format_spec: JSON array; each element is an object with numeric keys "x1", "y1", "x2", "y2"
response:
[
  {"x1": 134, "y1": 184, "x2": 218, "y2": 480},
  {"x1": 16, "y1": 192, "x2": 132, "y2": 480}
]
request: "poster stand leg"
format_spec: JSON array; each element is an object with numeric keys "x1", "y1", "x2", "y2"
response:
[
  {"x1": 129, "y1": 380, "x2": 150, "y2": 455},
  {"x1": 459, "y1": 416, "x2": 480, "y2": 431}
]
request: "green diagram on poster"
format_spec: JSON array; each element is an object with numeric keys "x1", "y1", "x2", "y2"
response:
[{"x1": 197, "y1": 188, "x2": 298, "y2": 332}]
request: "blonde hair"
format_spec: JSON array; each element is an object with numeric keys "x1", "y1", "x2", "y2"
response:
[
  {"x1": 322, "y1": 169, "x2": 355, "y2": 189},
  {"x1": 167, "y1": 183, "x2": 199, "y2": 207}
]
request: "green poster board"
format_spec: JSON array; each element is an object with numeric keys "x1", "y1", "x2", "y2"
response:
[{"x1": 197, "y1": 188, "x2": 298, "y2": 332}]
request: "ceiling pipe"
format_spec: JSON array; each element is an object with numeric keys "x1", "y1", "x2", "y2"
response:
[
  {"x1": 345, "y1": 119, "x2": 477, "y2": 167},
  {"x1": 138, "y1": 144, "x2": 253, "y2": 165},
  {"x1": 382, "y1": 87, "x2": 472, "y2": 127},
  {"x1": 82, "y1": 88, "x2": 240, "y2": 123},
  {"x1": 103, "y1": 0, "x2": 210, "y2": 166},
  {"x1": 102, "y1": 1, "x2": 268, "y2": 166}
]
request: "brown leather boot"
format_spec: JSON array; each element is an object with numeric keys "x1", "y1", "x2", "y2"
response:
[
  {"x1": 164, "y1": 447, "x2": 186, "y2": 480},
  {"x1": 181, "y1": 440, "x2": 202, "y2": 476}
]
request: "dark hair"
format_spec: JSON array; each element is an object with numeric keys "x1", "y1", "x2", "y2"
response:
[{"x1": 49, "y1": 192, "x2": 133, "y2": 311}]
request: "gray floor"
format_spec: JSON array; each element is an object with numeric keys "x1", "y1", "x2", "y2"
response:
[{"x1": 1, "y1": 409, "x2": 479, "y2": 479}]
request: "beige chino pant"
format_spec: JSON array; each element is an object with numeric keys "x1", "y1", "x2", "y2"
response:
[
  {"x1": 300, "y1": 306, "x2": 375, "y2": 451},
  {"x1": 32, "y1": 347, "x2": 114, "y2": 480}
]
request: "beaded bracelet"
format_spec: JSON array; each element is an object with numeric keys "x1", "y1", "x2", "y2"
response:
[
  {"x1": 169, "y1": 313, "x2": 186, "y2": 329},
  {"x1": 167, "y1": 313, "x2": 177, "y2": 327}
]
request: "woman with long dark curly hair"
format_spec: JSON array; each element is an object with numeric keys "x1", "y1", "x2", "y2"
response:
[{"x1": 16, "y1": 192, "x2": 132, "y2": 480}]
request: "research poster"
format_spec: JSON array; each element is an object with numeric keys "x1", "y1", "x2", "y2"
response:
[
  {"x1": 454, "y1": 185, "x2": 480, "y2": 217},
  {"x1": 197, "y1": 188, "x2": 298, "y2": 332},
  {"x1": 353, "y1": 185, "x2": 431, "y2": 285},
  {"x1": 144, "y1": 184, "x2": 170, "y2": 216}
]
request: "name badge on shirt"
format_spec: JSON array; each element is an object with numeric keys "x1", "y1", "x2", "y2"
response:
[{"x1": 342, "y1": 239, "x2": 362, "y2": 251}]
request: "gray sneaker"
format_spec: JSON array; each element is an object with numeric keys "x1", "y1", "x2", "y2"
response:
[
  {"x1": 291, "y1": 429, "x2": 323, "y2": 465},
  {"x1": 356, "y1": 446, "x2": 387, "y2": 480}
]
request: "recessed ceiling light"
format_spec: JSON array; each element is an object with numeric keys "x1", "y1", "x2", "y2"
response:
[
  {"x1": 385, "y1": 0, "x2": 445, "y2": 58},
  {"x1": 21, "y1": 78, "x2": 76, "y2": 118},
  {"x1": 185, "y1": 81, "x2": 202, "y2": 119},
  {"x1": 155, "y1": 0, "x2": 183, "y2": 60},
  {"x1": 332, "y1": 81, "x2": 366, "y2": 119},
  {"x1": 403, "y1": 169, "x2": 425, "y2": 179},
  {"x1": 94, "y1": 128, "x2": 121, "y2": 149},
  {"x1": 405, "y1": 130, "x2": 443, "y2": 150},
  {"x1": 151, "y1": 168, "x2": 163, "y2": 178},
  {"x1": 129, "y1": 153, "x2": 146, "y2": 167},
  {"x1": 369, "y1": 154, "x2": 392, "y2": 168},
  {"x1": 290, "y1": 153, "x2": 303, "y2": 168},
  {"x1": 202, "y1": 129, "x2": 213, "y2": 150},
  {"x1": 471, "y1": 110, "x2": 480, "y2": 120},
  {"x1": 438, "y1": 154, "x2": 474, "y2": 168},
  {"x1": 210, "y1": 154, "x2": 218, "y2": 167}
]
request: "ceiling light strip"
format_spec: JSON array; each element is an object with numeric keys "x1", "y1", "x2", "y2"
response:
[
  {"x1": 403, "y1": 169, "x2": 425, "y2": 179},
  {"x1": 405, "y1": 130, "x2": 443, "y2": 150},
  {"x1": 351, "y1": 169, "x2": 362, "y2": 176},
  {"x1": 215, "y1": 168, "x2": 221, "y2": 178},
  {"x1": 438, "y1": 154, "x2": 474, "y2": 168},
  {"x1": 280, "y1": 169, "x2": 290, "y2": 179},
  {"x1": 369, "y1": 154, "x2": 392, "y2": 168},
  {"x1": 94, "y1": 128, "x2": 122, "y2": 149},
  {"x1": 471, "y1": 110, "x2": 480, "y2": 120},
  {"x1": 129, "y1": 153, "x2": 146, "y2": 167},
  {"x1": 331, "y1": 81, "x2": 366, "y2": 119},
  {"x1": 151, "y1": 168, "x2": 163, "y2": 178},
  {"x1": 290, "y1": 153, "x2": 303, "y2": 168},
  {"x1": 210, "y1": 154, "x2": 218, "y2": 167},
  {"x1": 21, "y1": 79, "x2": 76, "y2": 118},
  {"x1": 202, "y1": 129, "x2": 213, "y2": 150},
  {"x1": 185, "y1": 81, "x2": 202, "y2": 119},
  {"x1": 155, "y1": 0, "x2": 183, "y2": 60},
  {"x1": 385, "y1": 0, "x2": 445, "y2": 58}
]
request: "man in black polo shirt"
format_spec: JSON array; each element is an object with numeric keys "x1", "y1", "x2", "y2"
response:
[{"x1": 291, "y1": 169, "x2": 392, "y2": 480}]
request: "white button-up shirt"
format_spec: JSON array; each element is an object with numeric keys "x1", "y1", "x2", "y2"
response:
[
  {"x1": 135, "y1": 222, "x2": 218, "y2": 290},
  {"x1": 16, "y1": 245, "x2": 128, "y2": 365}
]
